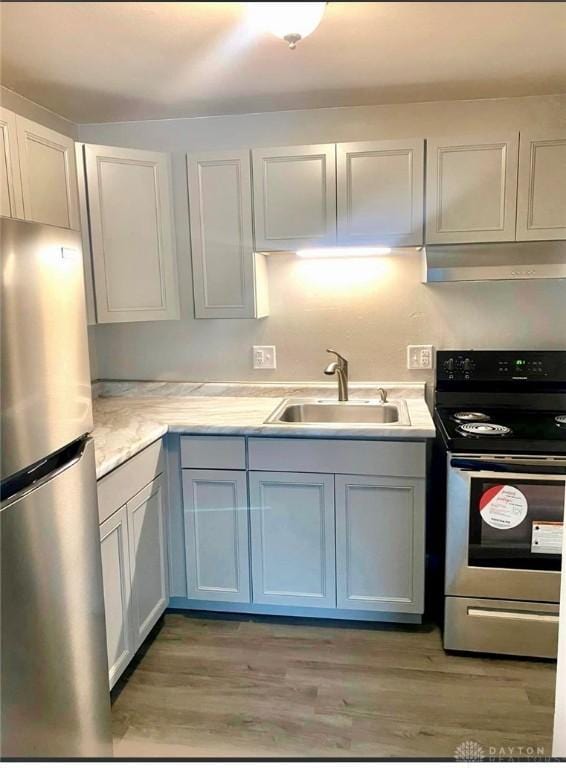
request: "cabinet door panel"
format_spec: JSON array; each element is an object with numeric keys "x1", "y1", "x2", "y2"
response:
[
  {"x1": 16, "y1": 116, "x2": 79, "y2": 229},
  {"x1": 337, "y1": 139, "x2": 424, "y2": 246},
  {"x1": 252, "y1": 144, "x2": 336, "y2": 251},
  {"x1": 426, "y1": 134, "x2": 518, "y2": 243},
  {"x1": 335, "y1": 475, "x2": 425, "y2": 614},
  {"x1": 516, "y1": 135, "x2": 566, "y2": 240},
  {"x1": 99, "y1": 506, "x2": 133, "y2": 689},
  {"x1": 84, "y1": 144, "x2": 179, "y2": 323},
  {"x1": 127, "y1": 476, "x2": 168, "y2": 647},
  {"x1": 183, "y1": 469, "x2": 250, "y2": 602},
  {"x1": 188, "y1": 150, "x2": 268, "y2": 318},
  {"x1": 0, "y1": 107, "x2": 24, "y2": 219},
  {"x1": 249, "y1": 471, "x2": 335, "y2": 607}
]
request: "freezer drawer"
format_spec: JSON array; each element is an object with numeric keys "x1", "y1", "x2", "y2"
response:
[
  {"x1": 1, "y1": 439, "x2": 112, "y2": 757},
  {"x1": 444, "y1": 596, "x2": 559, "y2": 659}
]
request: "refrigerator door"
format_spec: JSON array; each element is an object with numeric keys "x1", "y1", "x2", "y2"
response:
[
  {"x1": 1, "y1": 217, "x2": 93, "y2": 480},
  {"x1": 1, "y1": 438, "x2": 112, "y2": 757}
]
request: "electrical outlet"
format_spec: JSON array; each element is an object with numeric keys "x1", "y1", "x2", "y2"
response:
[
  {"x1": 253, "y1": 345, "x2": 277, "y2": 370},
  {"x1": 407, "y1": 345, "x2": 434, "y2": 370}
]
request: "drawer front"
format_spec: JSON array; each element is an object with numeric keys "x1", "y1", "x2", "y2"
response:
[
  {"x1": 180, "y1": 436, "x2": 246, "y2": 470},
  {"x1": 248, "y1": 438, "x2": 425, "y2": 478},
  {"x1": 444, "y1": 596, "x2": 559, "y2": 659},
  {"x1": 97, "y1": 440, "x2": 164, "y2": 524}
]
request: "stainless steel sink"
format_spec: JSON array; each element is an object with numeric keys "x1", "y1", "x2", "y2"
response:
[{"x1": 265, "y1": 398, "x2": 410, "y2": 426}]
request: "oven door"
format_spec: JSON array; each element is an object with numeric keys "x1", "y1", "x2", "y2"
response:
[{"x1": 445, "y1": 454, "x2": 566, "y2": 603}]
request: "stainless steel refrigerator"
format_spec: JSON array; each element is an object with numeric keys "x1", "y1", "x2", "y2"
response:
[{"x1": 1, "y1": 217, "x2": 112, "y2": 757}]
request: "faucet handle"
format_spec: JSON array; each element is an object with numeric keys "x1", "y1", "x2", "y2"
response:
[{"x1": 326, "y1": 348, "x2": 348, "y2": 365}]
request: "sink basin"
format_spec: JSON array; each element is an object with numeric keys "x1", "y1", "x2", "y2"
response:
[{"x1": 265, "y1": 399, "x2": 410, "y2": 426}]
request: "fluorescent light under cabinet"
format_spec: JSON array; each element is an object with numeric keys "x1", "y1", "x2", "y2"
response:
[{"x1": 296, "y1": 246, "x2": 392, "y2": 258}]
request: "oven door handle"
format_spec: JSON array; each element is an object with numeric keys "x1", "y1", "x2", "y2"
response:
[{"x1": 450, "y1": 458, "x2": 566, "y2": 475}]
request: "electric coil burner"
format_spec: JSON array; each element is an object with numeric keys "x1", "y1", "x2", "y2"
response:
[
  {"x1": 452, "y1": 411, "x2": 490, "y2": 423},
  {"x1": 434, "y1": 350, "x2": 566, "y2": 659},
  {"x1": 457, "y1": 422, "x2": 511, "y2": 437}
]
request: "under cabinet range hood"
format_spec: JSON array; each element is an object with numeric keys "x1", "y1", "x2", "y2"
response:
[{"x1": 422, "y1": 241, "x2": 566, "y2": 283}]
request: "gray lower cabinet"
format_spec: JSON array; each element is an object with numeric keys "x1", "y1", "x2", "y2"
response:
[
  {"x1": 182, "y1": 469, "x2": 250, "y2": 602},
  {"x1": 249, "y1": 471, "x2": 336, "y2": 608},
  {"x1": 335, "y1": 474, "x2": 425, "y2": 614},
  {"x1": 99, "y1": 505, "x2": 134, "y2": 689},
  {"x1": 97, "y1": 442, "x2": 168, "y2": 688},
  {"x1": 127, "y1": 476, "x2": 168, "y2": 647}
]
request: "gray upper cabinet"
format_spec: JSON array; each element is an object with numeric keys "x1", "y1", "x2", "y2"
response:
[
  {"x1": 249, "y1": 471, "x2": 336, "y2": 608},
  {"x1": 337, "y1": 139, "x2": 424, "y2": 247},
  {"x1": 425, "y1": 133, "x2": 519, "y2": 244},
  {"x1": 335, "y1": 474, "x2": 425, "y2": 614},
  {"x1": 0, "y1": 107, "x2": 24, "y2": 219},
  {"x1": 187, "y1": 150, "x2": 268, "y2": 319},
  {"x1": 16, "y1": 115, "x2": 79, "y2": 230},
  {"x1": 83, "y1": 143, "x2": 179, "y2": 323},
  {"x1": 516, "y1": 134, "x2": 566, "y2": 241},
  {"x1": 182, "y1": 469, "x2": 250, "y2": 603},
  {"x1": 252, "y1": 144, "x2": 337, "y2": 251}
]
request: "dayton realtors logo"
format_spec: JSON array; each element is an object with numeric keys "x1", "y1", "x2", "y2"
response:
[
  {"x1": 454, "y1": 740, "x2": 486, "y2": 761},
  {"x1": 454, "y1": 740, "x2": 546, "y2": 761}
]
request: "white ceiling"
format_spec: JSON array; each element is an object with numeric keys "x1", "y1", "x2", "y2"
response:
[{"x1": 1, "y1": 2, "x2": 565, "y2": 124}]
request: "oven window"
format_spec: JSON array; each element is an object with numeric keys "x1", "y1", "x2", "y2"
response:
[{"x1": 468, "y1": 478, "x2": 564, "y2": 570}]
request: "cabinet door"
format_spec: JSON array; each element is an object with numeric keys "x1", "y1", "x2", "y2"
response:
[
  {"x1": 75, "y1": 143, "x2": 97, "y2": 324},
  {"x1": 252, "y1": 144, "x2": 336, "y2": 251},
  {"x1": 187, "y1": 150, "x2": 268, "y2": 318},
  {"x1": 425, "y1": 134, "x2": 519, "y2": 244},
  {"x1": 127, "y1": 476, "x2": 168, "y2": 647},
  {"x1": 249, "y1": 471, "x2": 335, "y2": 608},
  {"x1": 337, "y1": 139, "x2": 424, "y2": 246},
  {"x1": 15, "y1": 115, "x2": 79, "y2": 229},
  {"x1": 335, "y1": 475, "x2": 425, "y2": 614},
  {"x1": 84, "y1": 144, "x2": 179, "y2": 323},
  {"x1": 516, "y1": 134, "x2": 566, "y2": 241},
  {"x1": 99, "y1": 506, "x2": 134, "y2": 689},
  {"x1": 182, "y1": 469, "x2": 250, "y2": 602},
  {"x1": 0, "y1": 107, "x2": 24, "y2": 219}
]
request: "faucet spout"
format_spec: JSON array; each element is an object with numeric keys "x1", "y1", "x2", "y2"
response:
[{"x1": 324, "y1": 349, "x2": 349, "y2": 401}]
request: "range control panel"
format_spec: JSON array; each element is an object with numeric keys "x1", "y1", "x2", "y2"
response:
[{"x1": 437, "y1": 351, "x2": 566, "y2": 383}]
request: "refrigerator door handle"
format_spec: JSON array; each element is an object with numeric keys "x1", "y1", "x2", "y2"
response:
[{"x1": 1, "y1": 436, "x2": 89, "y2": 506}]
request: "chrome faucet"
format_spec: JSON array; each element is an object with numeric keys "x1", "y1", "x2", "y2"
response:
[
  {"x1": 376, "y1": 387, "x2": 388, "y2": 403},
  {"x1": 324, "y1": 349, "x2": 349, "y2": 401}
]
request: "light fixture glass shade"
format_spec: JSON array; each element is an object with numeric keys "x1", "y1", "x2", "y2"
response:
[{"x1": 248, "y1": 2, "x2": 327, "y2": 48}]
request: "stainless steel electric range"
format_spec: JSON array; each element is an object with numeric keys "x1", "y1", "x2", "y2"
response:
[{"x1": 434, "y1": 350, "x2": 566, "y2": 659}]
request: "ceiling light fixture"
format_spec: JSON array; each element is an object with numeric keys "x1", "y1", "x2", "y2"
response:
[
  {"x1": 296, "y1": 246, "x2": 392, "y2": 258},
  {"x1": 247, "y1": 2, "x2": 327, "y2": 49}
]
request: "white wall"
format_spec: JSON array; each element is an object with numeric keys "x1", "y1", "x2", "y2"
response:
[{"x1": 79, "y1": 94, "x2": 566, "y2": 384}]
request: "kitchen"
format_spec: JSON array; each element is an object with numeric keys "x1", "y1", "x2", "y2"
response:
[{"x1": 1, "y1": 1, "x2": 566, "y2": 762}]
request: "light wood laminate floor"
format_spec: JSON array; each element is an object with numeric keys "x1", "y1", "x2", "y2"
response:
[{"x1": 112, "y1": 612, "x2": 556, "y2": 759}]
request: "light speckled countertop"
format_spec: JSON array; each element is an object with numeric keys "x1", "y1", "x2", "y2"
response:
[{"x1": 92, "y1": 381, "x2": 435, "y2": 479}]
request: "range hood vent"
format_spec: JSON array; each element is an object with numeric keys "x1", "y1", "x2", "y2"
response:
[{"x1": 422, "y1": 241, "x2": 566, "y2": 283}]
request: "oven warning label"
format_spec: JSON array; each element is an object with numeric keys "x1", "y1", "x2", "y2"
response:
[
  {"x1": 479, "y1": 485, "x2": 528, "y2": 529},
  {"x1": 532, "y1": 522, "x2": 563, "y2": 554}
]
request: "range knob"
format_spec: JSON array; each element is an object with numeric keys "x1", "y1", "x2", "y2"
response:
[
  {"x1": 444, "y1": 358, "x2": 455, "y2": 372},
  {"x1": 462, "y1": 358, "x2": 473, "y2": 372}
]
